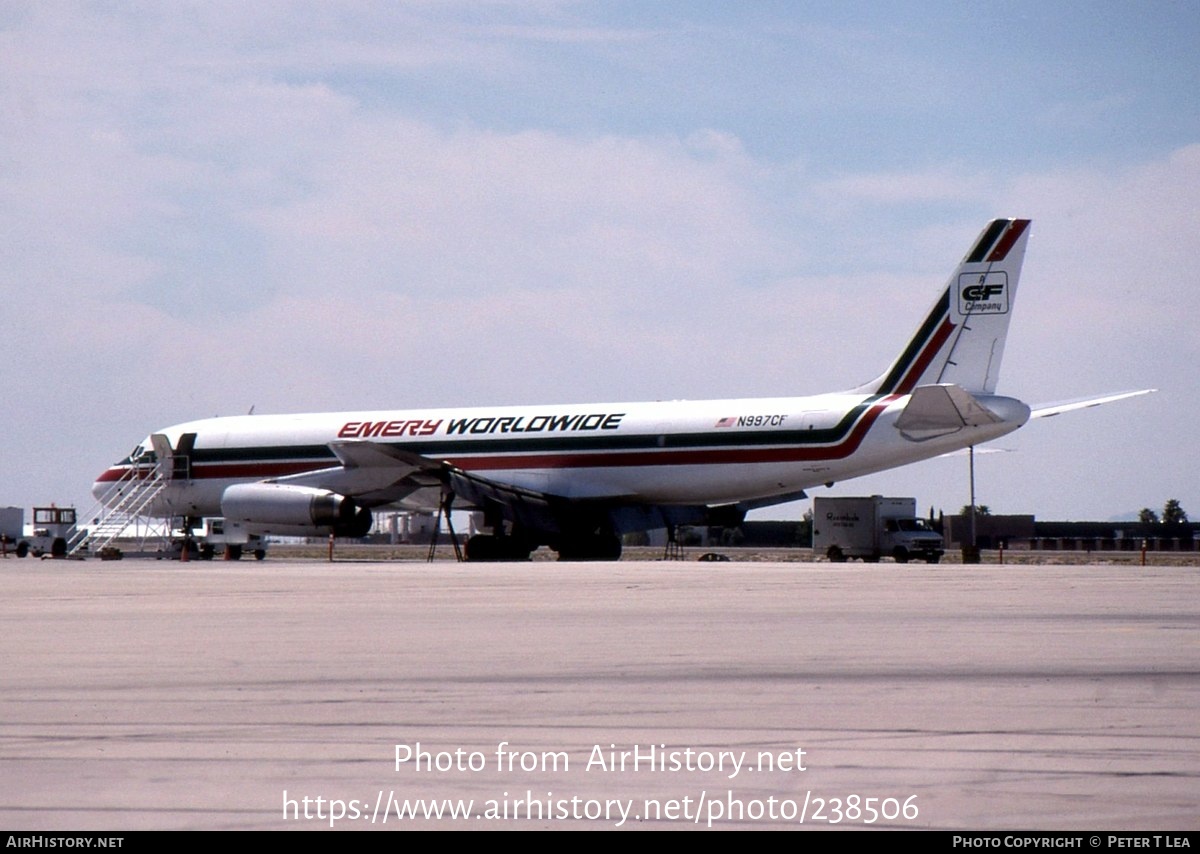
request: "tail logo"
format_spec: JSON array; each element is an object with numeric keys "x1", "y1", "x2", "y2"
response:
[{"x1": 957, "y1": 272, "x2": 1009, "y2": 315}]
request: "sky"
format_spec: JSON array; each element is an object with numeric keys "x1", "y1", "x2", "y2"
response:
[{"x1": 2, "y1": 1, "x2": 1197, "y2": 525}]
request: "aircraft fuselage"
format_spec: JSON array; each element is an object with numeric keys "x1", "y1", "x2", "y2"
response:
[{"x1": 94, "y1": 391, "x2": 1030, "y2": 517}]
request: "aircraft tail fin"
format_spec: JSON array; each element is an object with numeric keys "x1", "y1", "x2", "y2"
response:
[{"x1": 856, "y1": 218, "x2": 1031, "y2": 396}]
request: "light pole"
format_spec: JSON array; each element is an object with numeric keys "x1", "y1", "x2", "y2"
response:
[{"x1": 964, "y1": 444, "x2": 980, "y2": 563}]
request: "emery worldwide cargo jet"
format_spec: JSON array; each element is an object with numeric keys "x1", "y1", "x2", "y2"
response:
[{"x1": 91, "y1": 218, "x2": 1147, "y2": 560}]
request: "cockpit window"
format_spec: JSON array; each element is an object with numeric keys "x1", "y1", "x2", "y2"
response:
[{"x1": 126, "y1": 444, "x2": 156, "y2": 465}]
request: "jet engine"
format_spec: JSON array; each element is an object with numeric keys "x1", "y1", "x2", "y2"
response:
[{"x1": 220, "y1": 483, "x2": 373, "y2": 537}]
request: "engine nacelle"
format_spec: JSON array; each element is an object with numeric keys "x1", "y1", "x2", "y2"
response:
[{"x1": 220, "y1": 483, "x2": 373, "y2": 538}]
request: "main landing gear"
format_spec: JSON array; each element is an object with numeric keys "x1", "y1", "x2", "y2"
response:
[
  {"x1": 456, "y1": 490, "x2": 622, "y2": 562},
  {"x1": 554, "y1": 533, "x2": 622, "y2": 562},
  {"x1": 464, "y1": 534, "x2": 535, "y2": 562},
  {"x1": 461, "y1": 532, "x2": 623, "y2": 562}
]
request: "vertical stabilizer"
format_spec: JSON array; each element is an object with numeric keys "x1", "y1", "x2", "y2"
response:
[{"x1": 856, "y1": 218, "x2": 1031, "y2": 395}]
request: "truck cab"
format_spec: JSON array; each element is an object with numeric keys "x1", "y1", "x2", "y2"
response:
[
  {"x1": 883, "y1": 516, "x2": 944, "y2": 563},
  {"x1": 15, "y1": 506, "x2": 77, "y2": 558}
]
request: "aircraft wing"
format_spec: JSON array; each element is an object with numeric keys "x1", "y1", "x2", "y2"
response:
[
  {"x1": 270, "y1": 439, "x2": 601, "y2": 519},
  {"x1": 1030, "y1": 389, "x2": 1156, "y2": 419},
  {"x1": 269, "y1": 439, "x2": 747, "y2": 537},
  {"x1": 271, "y1": 440, "x2": 447, "y2": 506}
]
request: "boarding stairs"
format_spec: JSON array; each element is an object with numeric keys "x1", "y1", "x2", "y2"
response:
[{"x1": 68, "y1": 464, "x2": 168, "y2": 556}]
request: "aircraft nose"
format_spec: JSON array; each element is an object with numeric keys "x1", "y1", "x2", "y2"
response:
[{"x1": 92, "y1": 468, "x2": 119, "y2": 503}]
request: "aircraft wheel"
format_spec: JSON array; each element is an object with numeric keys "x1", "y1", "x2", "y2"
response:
[
  {"x1": 556, "y1": 534, "x2": 621, "y2": 561},
  {"x1": 465, "y1": 535, "x2": 533, "y2": 562},
  {"x1": 465, "y1": 535, "x2": 494, "y2": 561},
  {"x1": 493, "y1": 538, "x2": 533, "y2": 561},
  {"x1": 892, "y1": 547, "x2": 910, "y2": 564}
]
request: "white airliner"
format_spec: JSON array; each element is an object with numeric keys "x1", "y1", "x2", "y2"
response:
[{"x1": 92, "y1": 218, "x2": 1149, "y2": 560}]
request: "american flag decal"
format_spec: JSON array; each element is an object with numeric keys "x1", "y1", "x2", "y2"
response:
[{"x1": 715, "y1": 417, "x2": 736, "y2": 428}]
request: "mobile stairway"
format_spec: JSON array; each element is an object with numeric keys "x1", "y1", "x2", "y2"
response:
[{"x1": 68, "y1": 464, "x2": 168, "y2": 557}]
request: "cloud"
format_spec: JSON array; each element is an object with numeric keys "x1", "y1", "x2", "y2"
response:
[
  {"x1": 242, "y1": 120, "x2": 775, "y2": 304},
  {"x1": 0, "y1": 3, "x2": 1194, "y2": 522},
  {"x1": 998, "y1": 144, "x2": 1200, "y2": 396},
  {"x1": 816, "y1": 167, "x2": 995, "y2": 206}
]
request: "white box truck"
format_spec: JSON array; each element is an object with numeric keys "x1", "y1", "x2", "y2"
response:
[{"x1": 813, "y1": 496, "x2": 943, "y2": 564}]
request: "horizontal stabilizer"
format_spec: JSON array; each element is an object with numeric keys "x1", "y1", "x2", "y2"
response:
[
  {"x1": 895, "y1": 384, "x2": 1003, "y2": 441},
  {"x1": 1031, "y1": 389, "x2": 1156, "y2": 418}
]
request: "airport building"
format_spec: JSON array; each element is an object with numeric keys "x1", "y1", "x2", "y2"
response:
[{"x1": 941, "y1": 514, "x2": 1199, "y2": 553}]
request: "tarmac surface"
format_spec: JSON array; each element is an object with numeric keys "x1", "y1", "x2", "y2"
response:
[{"x1": 1, "y1": 558, "x2": 1197, "y2": 831}]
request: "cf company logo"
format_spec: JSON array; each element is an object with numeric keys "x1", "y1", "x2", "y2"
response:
[
  {"x1": 962, "y1": 281, "x2": 1004, "y2": 301},
  {"x1": 956, "y1": 272, "x2": 1008, "y2": 315}
]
